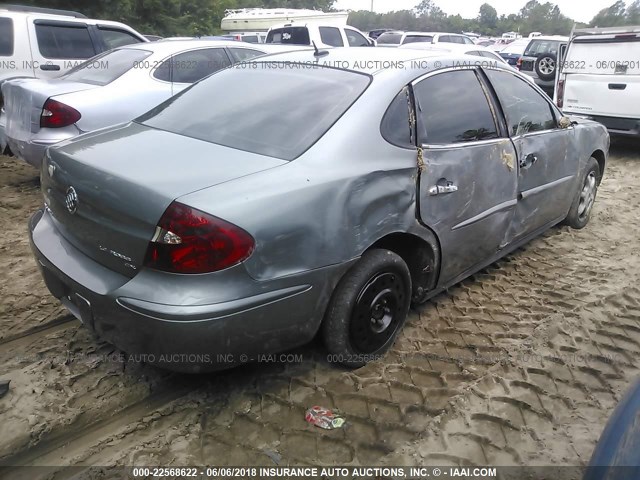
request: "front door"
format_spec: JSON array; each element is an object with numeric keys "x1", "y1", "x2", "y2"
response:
[
  {"x1": 483, "y1": 69, "x2": 576, "y2": 243},
  {"x1": 413, "y1": 68, "x2": 518, "y2": 285}
]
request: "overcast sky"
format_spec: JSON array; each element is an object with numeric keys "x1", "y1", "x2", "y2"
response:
[{"x1": 333, "y1": 0, "x2": 623, "y2": 23}]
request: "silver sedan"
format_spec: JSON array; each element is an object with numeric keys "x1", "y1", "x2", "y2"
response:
[
  {"x1": 29, "y1": 48, "x2": 609, "y2": 372},
  {"x1": 1, "y1": 40, "x2": 301, "y2": 167}
]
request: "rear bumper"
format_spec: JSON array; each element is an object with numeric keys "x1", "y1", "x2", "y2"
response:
[
  {"x1": 565, "y1": 114, "x2": 640, "y2": 137},
  {"x1": 6, "y1": 127, "x2": 80, "y2": 168},
  {"x1": 29, "y1": 209, "x2": 348, "y2": 372}
]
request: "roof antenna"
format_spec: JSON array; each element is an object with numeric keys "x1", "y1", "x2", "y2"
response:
[{"x1": 312, "y1": 41, "x2": 329, "y2": 58}]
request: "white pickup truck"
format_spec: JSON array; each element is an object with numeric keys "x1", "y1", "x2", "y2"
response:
[{"x1": 555, "y1": 26, "x2": 640, "y2": 137}]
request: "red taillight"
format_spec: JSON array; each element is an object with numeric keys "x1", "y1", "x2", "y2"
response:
[
  {"x1": 516, "y1": 57, "x2": 522, "y2": 70},
  {"x1": 144, "y1": 202, "x2": 255, "y2": 274},
  {"x1": 40, "y1": 98, "x2": 81, "y2": 128}
]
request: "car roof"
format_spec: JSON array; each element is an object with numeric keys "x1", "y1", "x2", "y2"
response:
[
  {"x1": 400, "y1": 43, "x2": 495, "y2": 52},
  {"x1": 116, "y1": 39, "x2": 273, "y2": 55},
  {"x1": 0, "y1": 8, "x2": 142, "y2": 30},
  {"x1": 527, "y1": 35, "x2": 569, "y2": 42},
  {"x1": 253, "y1": 46, "x2": 512, "y2": 81}
]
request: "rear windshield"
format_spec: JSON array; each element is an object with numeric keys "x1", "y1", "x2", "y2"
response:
[
  {"x1": 266, "y1": 27, "x2": 310, "y2": 45},
  {"x1": 0, "y1": 17, "x2": 13, "y2": 56},
  {"x1": 62, "y1": 48, "x2": 152, "y2": 86},
  {"x1": 565, "y1": 37, "x2": 640, "y2": 74},
  {"x1": 377, "y1": 33, "x2": 403, "y2": 45},
  {"x1": 403, "y1": 35, "x2": 433, "y2": 44},
  {"x1": 138, "y1": 63, "x2": 371, "y2": 160}
]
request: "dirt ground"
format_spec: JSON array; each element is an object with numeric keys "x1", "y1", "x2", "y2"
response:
[{"x1": 0, "y1": 141, "x2": 639, "y2": 478}]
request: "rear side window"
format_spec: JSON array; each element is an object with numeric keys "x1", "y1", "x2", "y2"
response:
[
  {"x1": 139, "y1": 64, "x2": 371, "y2": 160},
  {"x1": 0, "y1": 17, "x2": 14, "y2": 56},
  {"x1": 35, "y1": 24, "x2": 96, "y2": 59},
  {"x1": 154, "y1": 48, "x2": 232, "y2": 84},
  {"x1": 381, "y1": 87, "x2": 414, "y2": 148},
  {"x1": 377, "y1": 33, "x2": 402, "y2": 45},
  {"x1": 266, "y1": 27, "x2": 310, "y2": 45},
  {"x1": 229, "y1": 48, "x2": 265, "y2": 62},
  {"x1": 319, "y1": 27, "x2": 344, "y2": 47},
  {"x1": 404, "y1": 35, "x2": 433, "y2": 44},
  {"x1": 63, "y1": 48, "x2": 152, "y2": 86},
  {"x1": 414, "y1": 69, "x2": 498, "y2": 144},
  {"x1": 485, "y1": 69, "x2": 557, "y2": 136},
  {"x1": 524, "y1": 40, "x2": 560, "y2": 56},
  {"x1": 100, "y1": 28, "x2": 143, "y2": 49}
]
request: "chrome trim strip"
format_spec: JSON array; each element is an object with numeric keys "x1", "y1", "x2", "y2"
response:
[
  {"x1": 452, "y1": 198, "x2": 518, "y2": 230},
  {"x1": 422, "y1": 138, "x2": 508, "y2": 150},
  {"x1": 520, "y1": 175, "x2": 574, "y2": 199}
]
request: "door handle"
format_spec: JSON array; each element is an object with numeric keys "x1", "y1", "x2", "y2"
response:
[
  {"x1": 40, "y1": 64, "x2": 61, "y2": 71},
  {"x1": 520, "y1": 154, "x2": 538, "y2": 169},
  {"x1": 428, "y1": 180, "x2": 458, "y2": 196},
  {"x1": 608, "y1": 83, "x2": 627, "y2": 90}
]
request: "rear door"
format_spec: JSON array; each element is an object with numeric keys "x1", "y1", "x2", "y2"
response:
[
  {"x1": 484, "y1": 68, "x2": 576, "y2": 242},
  {"x1": 28, "y1": 18, "x2": 99, "y2": 77},
  {"x1": 561, "y1": 34, "x2": 640, "y2": 119},
  {"x1": 414, "y1": 67, "x2": 518, "y2": 284}
]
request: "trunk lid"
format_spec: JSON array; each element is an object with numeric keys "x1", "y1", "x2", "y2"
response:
[
  {"x1": 563, "y1": 73, "x2": 640, "y2": 118},
  {"x1": 41, "y1": 122, "x2": 287, "y2": 277},
  {"x1": 2, "y1": 78, "x2": 96, "y2": 141}
]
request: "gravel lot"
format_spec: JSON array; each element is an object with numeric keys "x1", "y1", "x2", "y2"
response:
[{"x1": 0, "y1": 142, "x2": 639, "y2": 478}]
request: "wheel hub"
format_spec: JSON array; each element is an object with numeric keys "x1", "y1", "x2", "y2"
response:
[
  {"x1": 350, "y1": 272, "x2": 406, "y2": 354},
  {"x1": 578, "y1": 171, "x2": 597, "y2": 219}
]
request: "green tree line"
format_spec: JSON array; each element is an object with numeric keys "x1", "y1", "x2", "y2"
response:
[{"x1": 14, "y1": 0, "x2": 640, "y2": 37}]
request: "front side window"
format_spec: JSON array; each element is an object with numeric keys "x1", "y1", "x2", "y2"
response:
[
  {"x1": 139, "y1": 64, "x2": 371, "y2": 161},
  {"x1": 345, "y1": 29, "x2": 369, "y2": 47},
  {"x1": 484, "y1": 69, "x2": 557, "y2": 136},
  {"x1": 319, "y1": 27, "x2": 344, "y2": 47},
  {"x1": 100, "y1": 28, "x2": 143, "y2": 49},
  {"x1": 0, "y1": 17, "x2": 14, "y2": 56},
  {"x1": 414, "y1": 69, "x2": 498, "y2": 144},
  {"x1": 154, "y1": 48, "x2": 231, "y2": 84},
  {"x1": 35, "y1": 24, "x2": 96, "y2": 59}
]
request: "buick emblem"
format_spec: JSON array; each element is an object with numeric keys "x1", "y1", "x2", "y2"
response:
[{"x1": 65, "y1": 187, "x2": 79, "y2": 214}]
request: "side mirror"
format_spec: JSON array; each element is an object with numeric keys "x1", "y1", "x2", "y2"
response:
[{"x1": 558, "y1": 116, "x2": 572, "y2": 129}]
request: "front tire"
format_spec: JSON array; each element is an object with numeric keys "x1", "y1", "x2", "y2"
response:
[
  {"x1": 322, "y1": 249, "x2": 411, "y2": 368},
  {"x1": 564, "y1": 157, "x2": 600, "y2": 229}
]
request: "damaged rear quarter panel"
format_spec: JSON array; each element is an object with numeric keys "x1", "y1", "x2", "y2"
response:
[{"x1": 179, "y1": 79, "x2": 423, "y2": 282}]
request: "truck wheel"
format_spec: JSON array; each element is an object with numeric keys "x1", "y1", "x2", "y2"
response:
[
  {"x1": 323, "y1": 249, "x2": 411, "y2": 368},
  {"x1": 564, "y1": 157, "x2": 600, "y2": 229},
  {"x1": 535, "y1": 52, "x2": 557, "y2": 81}
]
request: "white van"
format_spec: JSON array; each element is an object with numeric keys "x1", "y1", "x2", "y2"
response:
[
  {"x1": 265, "y1": 23, "x2": 374, "y2": 48},
  {"x1": 555, "y1": 26, "x2": 640, "y2": 137}
]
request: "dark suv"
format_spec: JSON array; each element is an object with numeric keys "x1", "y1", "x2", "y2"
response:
[{"x1": 517, "y1": 36, "x2": 568, "y2": 96}]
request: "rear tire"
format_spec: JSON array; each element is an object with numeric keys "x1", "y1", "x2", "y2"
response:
[
  {"x1": 564, "y1": 157, "x2": 600, "y2": 229},
  {"x1": 322, "y1": 249, "x2": 411, "y2": 368}
]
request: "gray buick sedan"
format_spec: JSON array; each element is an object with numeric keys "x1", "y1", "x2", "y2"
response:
[{"x1": 29, "y1": 48, "x2": 609, "y2": 372}]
